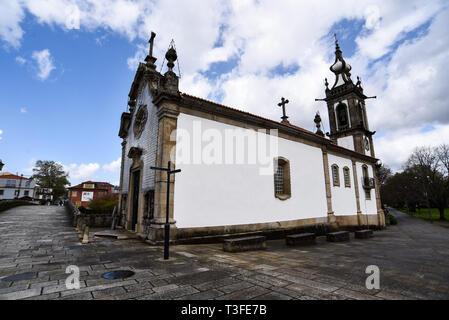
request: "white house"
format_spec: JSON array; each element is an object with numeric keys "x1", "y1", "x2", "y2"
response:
[
  {"x1": 0, "y1": 172, "x2": 36, "y2": 200},
  {"x1": 117, "y1": 34, "x2": 385, "y2": 243}
]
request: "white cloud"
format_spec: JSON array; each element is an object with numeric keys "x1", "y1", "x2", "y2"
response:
[
  {"x1": 0, "y1": 0, "x2": 448, "y2": 173},
  {"x1": 0, "y1": 129, "x2": 3, "y2": 140},
  {"x1": 63, "y1": 162, "x2": 100, "y2": 181},
  {"x1": 20, "y1": 107, "x2": 27, "y2": 113},
  {"x1": 15, "y1": 56, "x2": 26, "y2": 65},
  {"x1": 103, "y1": 157, "x2": 121, "y2": 173},
  {"x1": 0, "y1": 0, "x2": 24, "y2": 48},
  {"x1": 375, "y1": 124, "x2": 449, "y2": 171},
  {"x1": 32, "y1": 49, "x2": 55, "y2": 80}
]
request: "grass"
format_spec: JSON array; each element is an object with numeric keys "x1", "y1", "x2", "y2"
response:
[{"x1": 400, "y1": 208, "x2": 449, "y2": 221}]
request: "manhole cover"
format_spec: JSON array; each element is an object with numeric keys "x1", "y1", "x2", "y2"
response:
[
  {"x1": 101, "y1": 270, "x2": 135, "y2": 280},
  {"x1": 2, "y1": 272, "x2": 37, "y2": 282}
]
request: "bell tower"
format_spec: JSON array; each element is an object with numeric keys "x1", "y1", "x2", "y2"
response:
[{"x1": 318, "y1": 36, "x2": 376, "y2": 157}]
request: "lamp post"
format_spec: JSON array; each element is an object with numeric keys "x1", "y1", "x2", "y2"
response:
[
  {"x1": 15, "y1": 174, "x2": 23, "y2": 199},
  {"x1": 150, "y1": 161, "x2": 181, "y2": 260},
  {"x1": 0, "y1": 159, "x2": 4, "y2": 171}
]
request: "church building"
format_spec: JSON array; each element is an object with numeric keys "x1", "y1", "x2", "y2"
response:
[{"x1": 117, "y1": 33, "x2": 385, "y2": 244}]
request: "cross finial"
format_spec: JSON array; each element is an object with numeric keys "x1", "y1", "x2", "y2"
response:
[
  {"x1": 144, "y1": 31, "x2": 157, "y2": 68},
  {"x1": 149, "y1": 31, "x2": 156, "y2": 56},
  {"x1": 278, "y1": 97, "x2": 290, "y2": 123},
  {"x1": 334, "y1": 33, "x2": 340, "y2": 51}
]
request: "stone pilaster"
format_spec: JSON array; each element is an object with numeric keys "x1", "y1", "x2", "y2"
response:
[
  {"x1": 373, "y1": 165, "x2": 385, "y2": 227},
  {"x1": 148, "y1": 102, "x2": 180, "y2": 242},
  {"x1": 351, "y1": 159, "x2": 363, "y2": 226},
  {"x1": 321, "y1": 147, "x2": 335, "y2": 224}
]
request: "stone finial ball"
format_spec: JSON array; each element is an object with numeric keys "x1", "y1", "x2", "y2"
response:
[{"x1": 165, "y1": 47, "x2": 177, "y2": 62}]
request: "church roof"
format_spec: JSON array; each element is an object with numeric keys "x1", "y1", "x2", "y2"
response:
[{"x1": 180, "y1": 93, "x2": 378, "y2": 163}]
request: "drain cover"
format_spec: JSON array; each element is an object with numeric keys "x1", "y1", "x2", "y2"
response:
[
  {"x1": 101, "y1": 270, "x2": 135, "y2": 280},
  {"x1": 2, "y1": 272, "x2": 37, "y2": 282}
]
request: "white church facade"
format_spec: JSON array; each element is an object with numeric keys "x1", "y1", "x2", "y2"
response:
[{"x1": 118, "y1": 33, "x2": 385, "y2": 243}]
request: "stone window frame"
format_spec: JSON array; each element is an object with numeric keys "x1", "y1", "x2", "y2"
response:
[
  {"x1": 331, "y1": 164, "x2": 340, "y2": 187},
  {"x1": 362, "y1": 164, "x2": 371, "y2": 200},
  {"x1": 273, "y1": 157, "x2": 291, "y2": 200},
  {"x1": 343, "y1": 166, "x2": 351, "y2": 188}
]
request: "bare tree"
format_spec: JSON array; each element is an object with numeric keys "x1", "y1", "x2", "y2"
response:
[{"x1": 405, "y1": 146, "x2": 447, "y2": 221}]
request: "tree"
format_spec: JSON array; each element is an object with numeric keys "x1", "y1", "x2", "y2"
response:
[
  {"x1": 31, "y1": 160, "x2": 70, "y2": 200},
  {"x1": 405, "y1": 147, "x2": 448, "y2": 220}
]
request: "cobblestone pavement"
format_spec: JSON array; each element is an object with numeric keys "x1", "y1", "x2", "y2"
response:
[{"x1": 0, "y1": 205, "x2": 448, "y2": 300}]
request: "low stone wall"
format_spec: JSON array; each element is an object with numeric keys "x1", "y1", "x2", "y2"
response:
[{"x1": 66, "y1": 201, "x2": 113, "y2": 228}]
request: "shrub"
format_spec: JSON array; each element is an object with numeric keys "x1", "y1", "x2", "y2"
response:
[
  {"x1": 389, "y1": 214, "x2": 398, "y2": 225},
  {"x1": 87, "y1": 194, "x2": 118, "y2": 212}
]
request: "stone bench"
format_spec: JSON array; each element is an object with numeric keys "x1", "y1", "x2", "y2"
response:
[
  {"x1": 326, "y1": 231, "x2": 350, "y2": 242},
  {"x1": 286, "y1": 233, "x2": 316, "y2": 246},
  {"x1": 223, "y1": 236, "x2": 267, "y2": 252},
  {"x1": 355, "y1": 229, "x2": 374, "y2": 239}
]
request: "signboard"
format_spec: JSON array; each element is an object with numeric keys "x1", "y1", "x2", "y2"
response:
[{"x1": 81, "y1": 191, "x2": 94, "y2": 202}]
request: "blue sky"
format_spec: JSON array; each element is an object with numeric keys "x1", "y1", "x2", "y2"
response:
[{"x1": 1, "y1": 0, "x2": 449, "y2": 185}]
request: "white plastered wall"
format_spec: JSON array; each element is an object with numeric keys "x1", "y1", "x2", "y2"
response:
[
  {"x1": 173, "y1": 113, "x2": 328, "y2": 228},
  {"x1": 327, "y1": 154, "x2": 357, "y2": 216}
]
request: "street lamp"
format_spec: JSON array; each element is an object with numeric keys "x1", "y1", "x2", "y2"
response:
[{"x1": 0, "y1": 159, "x2": 4, "y2": 171}]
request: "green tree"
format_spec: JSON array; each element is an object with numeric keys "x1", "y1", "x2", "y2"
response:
[{"x1": 31, "y1": 160, "x2": 70, "y2": 200}]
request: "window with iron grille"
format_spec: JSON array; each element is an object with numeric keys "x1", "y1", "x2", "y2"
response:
[
  {"x1": 343, "y1": 167, "x2": 351, "y2": 187},
  {"x1": 274, "y1": 164, "x2": 284, "y2": 195},
  {"x1": 331, "y1": 165, "x2": 340, "y2": 187},
  {"x1": 273, "y1": 157, "x2": 291, "y2": 200}
]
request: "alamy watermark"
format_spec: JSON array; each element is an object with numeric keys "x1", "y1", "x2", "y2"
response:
[
  {"x1": 169, "y1": 121, "x2": 280, "y2": 176},
  {"x1": 65, "y1": 265, "x2": 80, "y2": 290},
  {"x1": 365, "y1": 265, "x2": 380, "y2": 289}
]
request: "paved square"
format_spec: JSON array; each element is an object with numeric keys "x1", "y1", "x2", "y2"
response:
[{"x1": 0, "y1": 205, "x2": 448, "y2": 300}]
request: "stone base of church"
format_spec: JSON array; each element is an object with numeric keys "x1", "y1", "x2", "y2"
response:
[{"x1": 145, "y1": 214, "x2": 385, "y2": 245}]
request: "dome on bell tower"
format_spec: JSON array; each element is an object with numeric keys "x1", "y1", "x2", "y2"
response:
[{"x1": 329, "y1": 35, "x2": 353, "y2": 89}]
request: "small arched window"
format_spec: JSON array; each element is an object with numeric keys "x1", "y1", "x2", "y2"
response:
[
  {"x1": 336, "y1": 102, "x2": 349, "y2": 129},
  {"x1": 343, "y1": 167, "x2": 351, "y2": 187},
  {"x1": 331, "y1": 164, "x2": 340, "y2": 187},
  {"x1": 274, "y1": 157, "x2": 291, "y2": 200}
]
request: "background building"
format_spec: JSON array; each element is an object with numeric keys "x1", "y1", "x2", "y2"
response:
[
  {"x1": 68, "y1": 181, "x2": 115, "y2": 207},
  {"x1": 34, "y1": 186, "x2": 54, "y2": 202},
  {"x1": 0, "y1": 172, "x2": 36, "y2": 200}
]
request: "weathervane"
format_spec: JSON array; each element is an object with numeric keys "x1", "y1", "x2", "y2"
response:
[{"x1": 278, "y1": 97, "x2": 290, "y2": 123}]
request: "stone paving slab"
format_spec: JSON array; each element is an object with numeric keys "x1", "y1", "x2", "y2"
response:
[{"x1": 1, "y1": 206, "x2": 449, "y2": 300}]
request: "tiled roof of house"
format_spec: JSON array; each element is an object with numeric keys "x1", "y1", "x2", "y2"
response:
[{"x1": 0, "y1": 173, "x2": 29, "y2": 180}]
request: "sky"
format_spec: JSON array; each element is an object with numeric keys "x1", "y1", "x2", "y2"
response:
[{"x1": 0, "y1": 0, "x2": 448, "y2": 186}]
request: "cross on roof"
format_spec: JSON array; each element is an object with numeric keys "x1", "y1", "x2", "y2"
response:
[{"x1": 278, "y1": 97, "x2": 290, "y2": 123}]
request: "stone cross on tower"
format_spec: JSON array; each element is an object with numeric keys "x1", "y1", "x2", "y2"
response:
[
  {"x1": 278, "y1": 97, "x2": 290, "y2": 123},
  {"x1": 144, "y1": 31, "x2": 157, "y2": 68},
  {"x1": 149, "y1": 32, "x2": 156, "y2": 56}
]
